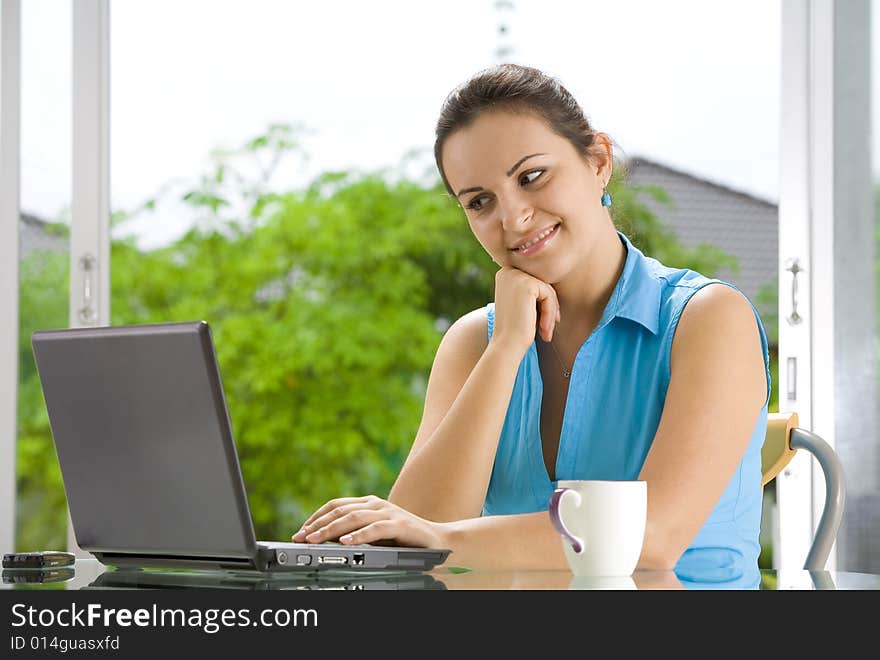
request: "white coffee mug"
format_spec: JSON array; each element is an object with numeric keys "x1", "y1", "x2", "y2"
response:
[{"x1": 549, "y1": 479, "x2": 647, "y2": 577}]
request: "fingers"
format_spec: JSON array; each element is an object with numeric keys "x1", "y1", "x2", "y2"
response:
[
  {"x1": 293, "y1": 497, "x2": 353, "y2": 538},
  {"x1": 297, "y1": 507, "x2": 395, "y2": 545},
  {"x1": 535, "y1": 282, "x2": 561, "y2": 342},
  {"x1": 291, "y1": 497, "x2": 443, "y2": 550},
  {"x1": 339, "y1": 520, "x2": 398, "y2": 546},
  {"x1": 292, "y1": 496, "x2": 379, "y2": 542},
  {"x1": 493, "y1": 267, "x2": 562, "y2": 353},
  {"x1": 301, "y1": 502, "x2": 382, "y2": 543}
]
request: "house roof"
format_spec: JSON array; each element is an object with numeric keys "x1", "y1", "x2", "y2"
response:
[{"x1": 623, "y1": 155, "x2": 778, "y2": 305}]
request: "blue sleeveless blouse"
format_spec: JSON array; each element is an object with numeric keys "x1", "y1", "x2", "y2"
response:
[{"x1": 483, "y1": 231, "x2": 771, "y2": 574}]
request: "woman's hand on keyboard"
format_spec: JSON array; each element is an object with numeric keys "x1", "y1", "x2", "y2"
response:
[{"x1": 292, "y1": 495, "x2": 450, "y2": 549}]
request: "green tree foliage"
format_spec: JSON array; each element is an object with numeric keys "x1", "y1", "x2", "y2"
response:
[
  {"x1": 17, "y1": 123, "x2": 739, "y2": 549},
  {"x1": 110, "y1": 174, "x2": 491, "y2": 541},
  {"x1": 17, "y1": 249, "x2": 69, "y2": 552}
]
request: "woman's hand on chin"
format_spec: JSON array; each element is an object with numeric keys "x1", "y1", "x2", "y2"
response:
[
  {"x1": 292, "y1": 495, "x2": 450, "y2": 548},
  {"x1": 492, "y1": 266, "x2": 560, "y2": 353}
]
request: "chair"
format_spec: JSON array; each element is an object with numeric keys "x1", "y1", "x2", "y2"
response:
[{"x1": 762, "y1": 411, "x2": 846, "y2": 571}]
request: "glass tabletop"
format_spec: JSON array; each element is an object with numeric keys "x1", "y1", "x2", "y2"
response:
[{"x1": 2, "y1": 559, "x2": 879, "y2": 590}]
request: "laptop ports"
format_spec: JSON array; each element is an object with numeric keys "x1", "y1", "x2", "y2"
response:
[
  {"x1": 352, "y1": 553, "x2": 365, "y2": 566},
  {"x1": 317, "y1": 556, "x2": 347, "y2": 566}
]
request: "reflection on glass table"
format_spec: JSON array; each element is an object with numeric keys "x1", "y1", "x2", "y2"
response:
[
  {"x1": 2, "y1": 567, "x2": 75, "y2": 587},
  {"x1": 82, "y1": 569, "x2": 446, "y2": 591},
  {"x1": 2, "y1": 559, "x2": 879, "y2": 590},
  {"x1": 434, "y1": 568, "x2": 880, "y2": 590}
]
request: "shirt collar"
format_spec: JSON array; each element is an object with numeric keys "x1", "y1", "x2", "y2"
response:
[{"x1": 595, "y1": 231, "x2": 662, "y2": 336}]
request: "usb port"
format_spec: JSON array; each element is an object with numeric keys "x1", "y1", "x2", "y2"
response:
[
  {"x1": 352, "y1": 553, "x2": 365, "y2": 566},
  {"x1": 317, "y1": 556, "x2": 348, "y2": 565}
]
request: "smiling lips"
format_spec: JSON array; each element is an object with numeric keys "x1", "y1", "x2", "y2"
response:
[{"x1": 510, "y1": 223, "x2": 560, "y2": 256}]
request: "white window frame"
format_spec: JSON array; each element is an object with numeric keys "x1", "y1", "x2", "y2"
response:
[
  {"x1": 777, "y1": 0, "x2": 874, "y2": 574},
  {"x1": 0, "y1": 0, "x2": 110, "y2": 557},
  {"x1": 0, "y1": 0, "x2": 21, "y2": 556},
  {"x1": 67, "y1": 0, "x2": 111, "y2": 555},
  {"x1": 777, "y1": 0, "x2": 824, "y2": 574}
]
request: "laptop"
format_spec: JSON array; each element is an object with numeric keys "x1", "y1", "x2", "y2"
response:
[{"x1": 31, "y1": 321, "x2": 451, "y2": 574}]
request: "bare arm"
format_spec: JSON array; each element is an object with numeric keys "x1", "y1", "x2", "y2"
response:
[
  {"x1": 388, "y1": 266, "x2": 562, "y2": 522},
  {"x1": 634, "y1": 284, "x2": 768, "y2": 568},
  {"x1": 439, "y1": 511, "x2": 567, "y2": 569},
  {"x1": 387, "y1": 308, "x2": 522, "y2": 521}
]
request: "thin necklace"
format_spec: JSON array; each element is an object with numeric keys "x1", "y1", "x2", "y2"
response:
[{"x1": 548, "y1": 338, "x2": 572, "y2": 378}]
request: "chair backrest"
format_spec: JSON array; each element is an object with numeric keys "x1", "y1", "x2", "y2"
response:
[
  {"x1": 762, "y1": 412, "x2": 800, "y2": 487},
  {"x1": 761, "y1": 412, "x2": 846, "y2": 571}
]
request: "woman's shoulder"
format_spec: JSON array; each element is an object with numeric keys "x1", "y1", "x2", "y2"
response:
[
  {"x1": 643, "y1": 255, "x2": 719, "y2": 295},
  {"x1": 642, "y1": 251, "x2": 771, "y2": 399},
  {"x1": 434, "y1": 306, "x2": 490, "y2": 363},
  {"x1": 674, "y1": 282, "x2": 759, "y2": 331},
  {"x1": 645, "y1": 257, "x2": 757, "y2": 328},
  {"x1": 669, "y1": 282, "x2": 770, "y2": 405},
  {"x1": 660, "y1": 276, "x2": 766, "y2": 352},
  {"x1": 447, "y1": 305, "x2": 490, "y2": 342}
]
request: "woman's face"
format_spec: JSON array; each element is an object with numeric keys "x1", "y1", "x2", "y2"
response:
[{"x1": 441, "y1": 110, "x2": 611, "y2": 283}]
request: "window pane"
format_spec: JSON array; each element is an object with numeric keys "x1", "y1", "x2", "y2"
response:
[
  {"x1": 18, "y1": 0, "x2": 71, "y2": 551},
  {"x1": 856, "y1": 0, "x2": 880, "y2": 572}
]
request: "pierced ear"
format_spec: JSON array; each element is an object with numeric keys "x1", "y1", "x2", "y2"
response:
[
  {"x1": 598, "y1": 136, "x2": 614, "y2": 172},
  {"x1": 588, "y1": 134, "x2": 613, "y2": 179}
]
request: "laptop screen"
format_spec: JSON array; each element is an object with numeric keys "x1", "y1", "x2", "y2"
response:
[{"x1": 32, "y1": 322, "x2": 258, "y2": 560}]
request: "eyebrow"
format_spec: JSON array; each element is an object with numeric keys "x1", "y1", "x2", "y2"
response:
[{"x1": 455, "y1": 153, "x2": 547, "y2": 198}]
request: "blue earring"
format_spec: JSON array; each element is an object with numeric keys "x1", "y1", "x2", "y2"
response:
[{"x1": 601, "y1": 185, "x2": 612, "y2": 207}]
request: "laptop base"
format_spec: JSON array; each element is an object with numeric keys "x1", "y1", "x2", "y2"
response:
[{"x1": 91, "y1": 541, "x2": 449, "y2": 574}]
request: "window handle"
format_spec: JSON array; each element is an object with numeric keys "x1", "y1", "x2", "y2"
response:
[
  {"x1": 78, "y1": 254, "x2": 96, "y2": 324},
  {"x1": 785, "y1": 258, "x2": 803, "y2": 326}
]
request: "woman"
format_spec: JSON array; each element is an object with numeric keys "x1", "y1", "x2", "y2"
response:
[{"x1": 292, "y1": 63, "x2": 771, "y2": 572}]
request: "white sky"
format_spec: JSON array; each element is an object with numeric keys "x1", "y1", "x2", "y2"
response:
[{"x1": 19, "y1": 0, "x2": 880, "y2": 249}]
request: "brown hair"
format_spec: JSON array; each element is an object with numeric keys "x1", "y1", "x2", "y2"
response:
[{"x1": 433, "y1": 63, "x2": 618, "y2": 198}]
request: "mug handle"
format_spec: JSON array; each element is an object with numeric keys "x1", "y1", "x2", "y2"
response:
[{"x1": 549, "y1": 488, "x2": 584, "y2": 554}]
